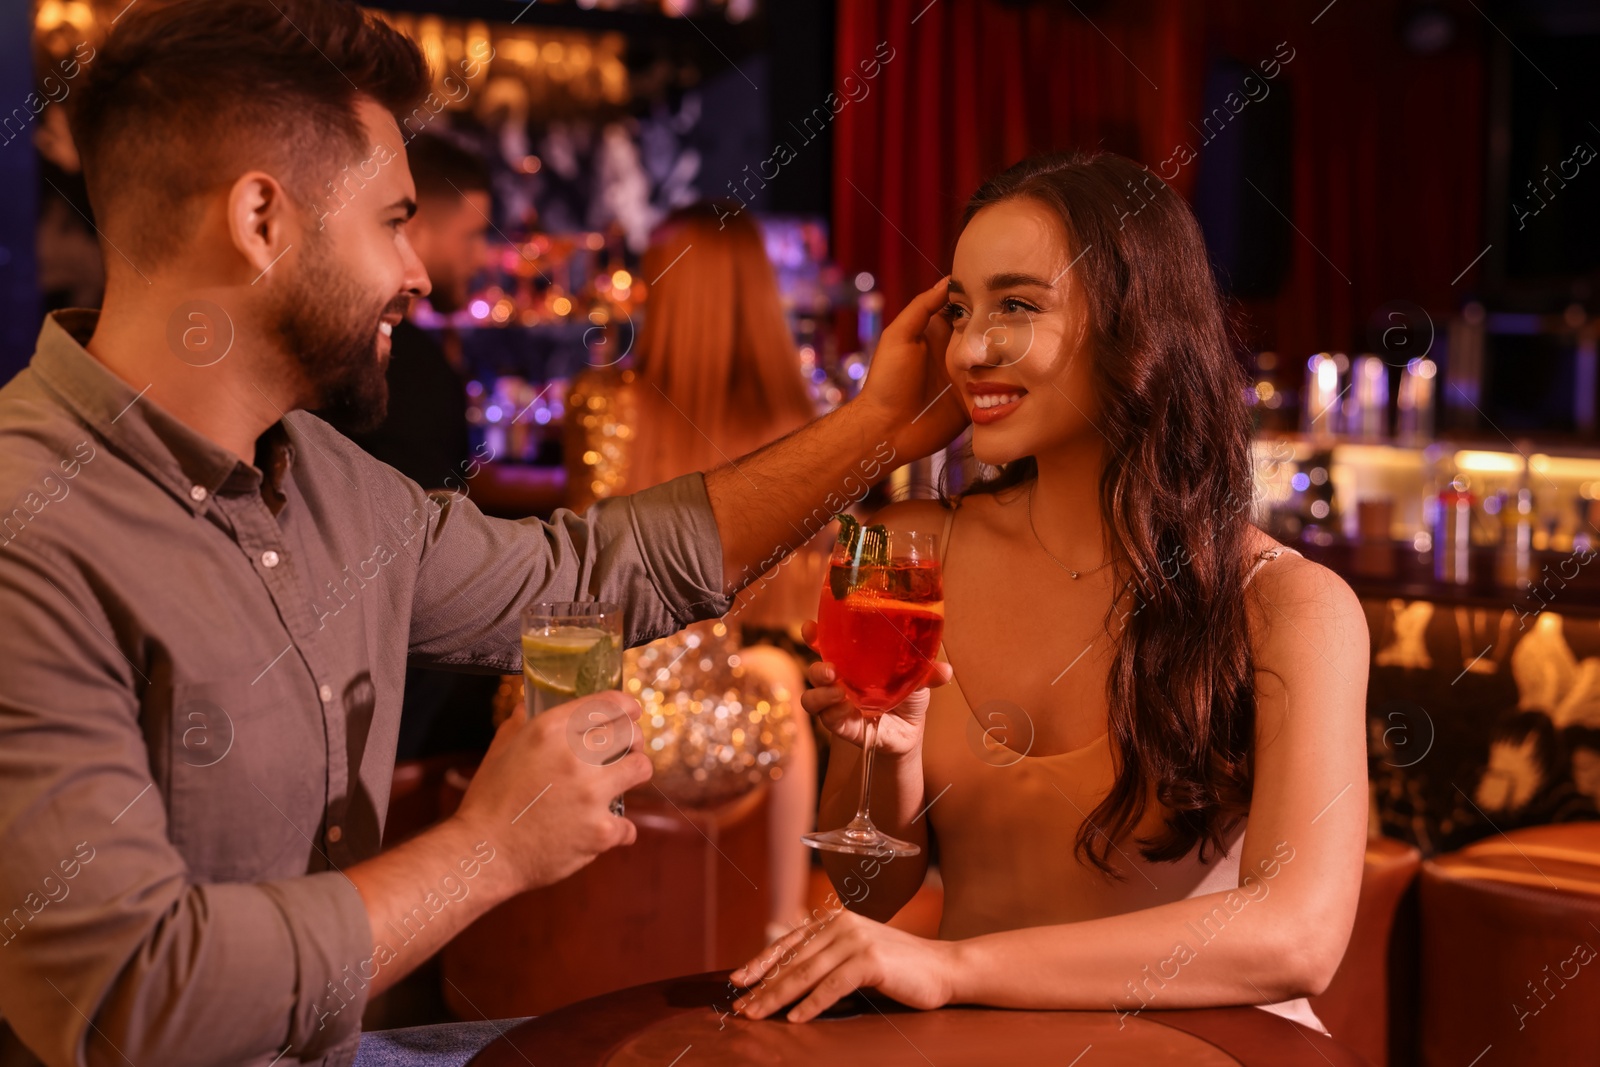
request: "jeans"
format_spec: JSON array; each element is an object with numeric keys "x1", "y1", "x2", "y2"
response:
[{"x1": 353, "y1": 1018, "x2": 532, "y2": 1067}]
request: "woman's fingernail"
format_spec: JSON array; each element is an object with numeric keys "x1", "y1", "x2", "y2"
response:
[{"x1": 823, "y1": 667, "x2": 836, "y2": 682}]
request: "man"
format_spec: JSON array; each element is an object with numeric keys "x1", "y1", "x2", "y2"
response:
[{"x1": 0, "y1": 4, "x2": 963, "y2": 1067}]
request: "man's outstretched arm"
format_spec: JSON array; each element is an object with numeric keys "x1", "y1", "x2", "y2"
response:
[{"x1": 704, "y1": 279, "x2": 966, "y2": 593}]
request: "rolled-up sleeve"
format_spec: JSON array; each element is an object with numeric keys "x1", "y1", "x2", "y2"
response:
[
  {"x1": 406, "y1": 470, "x2": 735, "y2": 671},
  {"x1": 0, "y1": 547, "x2": 373, "y2": 1067}
]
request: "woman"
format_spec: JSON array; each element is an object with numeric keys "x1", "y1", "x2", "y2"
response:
[
  {"x1": 729, "y1": 152, "x2": 1369, "y2": 1028},
  {"x1": 564, "y1": 201, "x2": 825, "y2": 938}
]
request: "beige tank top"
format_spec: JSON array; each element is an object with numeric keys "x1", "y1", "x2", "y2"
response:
[{"x1": 922, "y1": 505, "x2": 1326, "y2": 1033}]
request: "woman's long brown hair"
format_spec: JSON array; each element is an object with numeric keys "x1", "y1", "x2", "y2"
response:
[{"x1": 948, "y1": 151, "x2": 1258, "y2": 875}]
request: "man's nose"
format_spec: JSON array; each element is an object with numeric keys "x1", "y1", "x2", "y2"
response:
[{"x1": 400, "y1": 237, "x2": 432, "y2": 300}]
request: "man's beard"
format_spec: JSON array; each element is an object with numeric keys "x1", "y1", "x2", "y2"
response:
[{"x1": 269, "y1": 240, "x2": 405, "y2": 433}]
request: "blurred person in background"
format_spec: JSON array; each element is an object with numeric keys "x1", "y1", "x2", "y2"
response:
[
  {"x1": 350, "y1": 132, "x2": 571, "y2": 763},
  {"x1": 346, "y1": 132, "x2": 488, "y2": 496},
  {"x1": 34, "y1": 107, "x2": 106, "y2": 317},
  {"x1": 562, "y1": 201, "x2": 824, "y2": 939},
  {"x1": 37, "y1": 167, "x2": 104, "y2": 315},
  {"x1": 344, "y1": 130, "x2": 564, "y2": 522},
  {"x1": 345, "y1": 132, "x2": 502, "y2": 762}
]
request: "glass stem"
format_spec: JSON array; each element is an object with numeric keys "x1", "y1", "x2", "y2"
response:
[{"x1": 848, "y1": 713, "x2": 880, "y2": 832}]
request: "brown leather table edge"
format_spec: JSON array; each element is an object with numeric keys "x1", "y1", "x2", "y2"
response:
[
  {"x1": 467, "y1": 972, "x2": 1372, "y2": 1067},
  {"x1": 1142, "y1": 1007, "x2": 1372, "y2": 1067}
]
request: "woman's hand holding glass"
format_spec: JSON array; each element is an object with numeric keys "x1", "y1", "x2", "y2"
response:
[{"x1": 797, "y1": 619, "x2": 954, "y2": 758}]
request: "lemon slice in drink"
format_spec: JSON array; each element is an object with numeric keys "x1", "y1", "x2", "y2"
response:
[
  {"x1": 521, "y1": 628, "x2": 614, "y2": 697},
  {"x1": 843, "y1": 595, "x2": 946, "y2": 618}
]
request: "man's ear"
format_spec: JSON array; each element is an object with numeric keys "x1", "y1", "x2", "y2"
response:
[{"x1": 227, "y1": 170, "x2": 297, "y2": 279}]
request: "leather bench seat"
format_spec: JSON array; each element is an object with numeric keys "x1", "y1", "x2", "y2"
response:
[
  {"x1": 1419, "y1": 823, "x2": 1600, "y2": 1067},
  {"x1": 1310, "y1": 835, "x2": 1421, "y2": 1067}
]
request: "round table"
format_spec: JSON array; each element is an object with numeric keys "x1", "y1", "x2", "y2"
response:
[{"x1": 467, "y1": 973, "x2": 1371, "y2": 1066}]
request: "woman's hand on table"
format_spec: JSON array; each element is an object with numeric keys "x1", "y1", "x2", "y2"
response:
[
  {"x1": 798, "y1": 620, "x2": 952, "y2": 758},
  {"x1": 729, "y1": 905, "x2": 960, "y2": 1022}
]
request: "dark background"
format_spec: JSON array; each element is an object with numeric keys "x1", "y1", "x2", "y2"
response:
[{"x1": 6, "y1": 0, "x2": 1600, "y2": 413}]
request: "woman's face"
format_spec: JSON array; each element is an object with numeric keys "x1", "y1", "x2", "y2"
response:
[{"x1": 944, "y1": 197, "x2": 1100, "y2": 467}]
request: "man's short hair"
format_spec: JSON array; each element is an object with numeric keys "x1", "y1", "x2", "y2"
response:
[
  {"x1": 405, "y1": 133, "x2": 492, "y2": 204},
  {"x1": 66, "y1": 0, "x2": 430, "y2": 267}
]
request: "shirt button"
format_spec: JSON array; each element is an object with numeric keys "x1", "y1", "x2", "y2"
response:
[
  {"x1": 318, "y1": 684, "x2": 333, "y2": 703},
  {"x1": 326, "y1": 825, "x2": 343, "y2": 843},
  {"x1": 189, "y1": 485, "x2": 208, "y2": 502},
  {"x1": 260, "y1": 550, "x2": 280, "y2": 569}
]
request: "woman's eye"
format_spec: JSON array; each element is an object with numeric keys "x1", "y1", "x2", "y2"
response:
[
  {"x1": 1000, "y1": 297, "x2": 1038, "y2": 315},
  {"x1": 941, "y1": 302, "x2": 968, "y2": 323}
]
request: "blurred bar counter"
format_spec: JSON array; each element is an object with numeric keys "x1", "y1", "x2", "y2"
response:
[
  {"x1": 1292, "y1": 539, "x2": 1600, "y2": 615},
  {"x1": 1253, "y1": 432, "x2": 1600, "y2": 618}
]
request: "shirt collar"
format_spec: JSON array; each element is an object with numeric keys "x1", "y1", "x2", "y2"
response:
[{"x1": 29, "y1": 309, "x2": 295, "y2": 515}]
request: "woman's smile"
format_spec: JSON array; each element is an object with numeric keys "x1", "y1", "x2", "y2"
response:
[{"x1": 967, "y1": 382, "x2": 1029, "y2": 424}]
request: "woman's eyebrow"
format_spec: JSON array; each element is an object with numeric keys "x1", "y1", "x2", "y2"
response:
[{"x1": 985, "y1": 271, "x2": 1054, "y2": 290}]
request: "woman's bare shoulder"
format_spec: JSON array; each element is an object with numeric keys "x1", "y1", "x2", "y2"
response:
[
  {"x1": 1244, "y1": 528, "x2": 1368, "y2": 662},
  {"x1": 1244, "y1": 527, "x2": 1346, "y2": 596}
]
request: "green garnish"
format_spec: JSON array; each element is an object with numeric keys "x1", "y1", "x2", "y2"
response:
[
  {"x1": 829, "y1": 514, "x2": 889, "y2": 599},
  {"x1": 573, "y1": 634, "x2": 620, "y2": 695}
]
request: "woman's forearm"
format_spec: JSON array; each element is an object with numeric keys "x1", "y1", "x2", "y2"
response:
[
  {"x1": 948, "y1": 875, "x2": 1346, "y2": 1017},
  {"x1": 816, "y1": 735, "x2": 929, "y2": 920}
]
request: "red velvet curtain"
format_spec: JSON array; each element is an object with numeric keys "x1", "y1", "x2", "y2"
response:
[{"x1": 832, "y1": 0, "x2": 1485, "y2": 360}]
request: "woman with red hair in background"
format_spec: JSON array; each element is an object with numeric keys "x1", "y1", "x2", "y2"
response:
[{"x1": 565, "y1": 202, "x2": 824, "y2": 939}]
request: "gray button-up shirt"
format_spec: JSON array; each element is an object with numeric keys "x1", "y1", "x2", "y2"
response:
[{"x1": 0, "y1": 311, "x2": 733, "y2": 1067}]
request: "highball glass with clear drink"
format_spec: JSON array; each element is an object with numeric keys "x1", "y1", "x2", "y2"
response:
[{"x1": 520, "y1": 601, "x2": 627, "y2": 815}]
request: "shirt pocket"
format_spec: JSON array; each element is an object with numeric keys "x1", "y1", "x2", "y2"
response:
[{"x1": 165, "y1": 676, "x2": 326, "y2": 882}]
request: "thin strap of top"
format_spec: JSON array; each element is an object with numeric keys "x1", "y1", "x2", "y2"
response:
[
  {"x1": 938, "y1": 506, "x2": 956, "y2": 567},
  {"x1": 1245, "y1": 545, "x2": 1302, "y2": 586}
]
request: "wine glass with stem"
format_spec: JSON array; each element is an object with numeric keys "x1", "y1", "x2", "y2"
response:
[{"x1": 802, "y1": 521, "x2": 944, "y2": 857}]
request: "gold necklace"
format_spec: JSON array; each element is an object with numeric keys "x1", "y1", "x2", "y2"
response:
[{"x1": 1026, "y1": 482, "x2": 1112, "y2": 580}]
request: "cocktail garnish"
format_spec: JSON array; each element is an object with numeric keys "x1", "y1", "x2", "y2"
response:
[{"x1": 830, "y1": 514, "x2": 890, "y2": 599}]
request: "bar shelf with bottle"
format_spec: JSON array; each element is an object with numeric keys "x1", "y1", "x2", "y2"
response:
[
  {"x1": 1253, "y1": 337, "x2": 1600, "y2": 614},
  {"x1": 453, "y1": 218, "x2": 874, "y2": 470}
]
